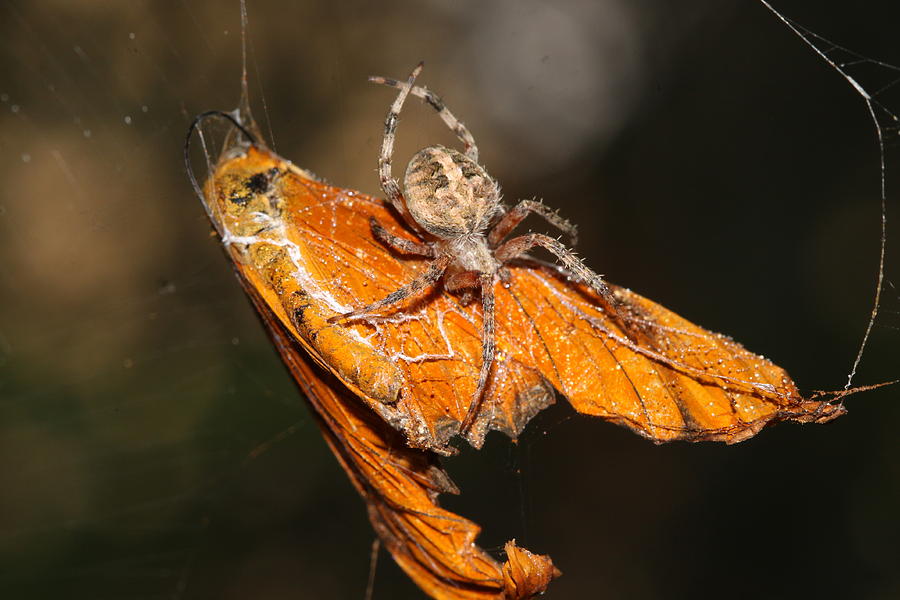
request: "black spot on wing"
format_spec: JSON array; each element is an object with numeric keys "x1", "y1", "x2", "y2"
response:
[
  {"x1": 246, "y1": 171, "x2": 269, "y2": 194},
  {"x1": 228, "y1": 192, "x2": 251, "y2": 206}
]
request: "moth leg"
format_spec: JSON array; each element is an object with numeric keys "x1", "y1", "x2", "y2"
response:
[
  {"x1": 329, "y1": 254, "x2": 452, "y2": 323},
  {"x1": 369, "y1": 76, "x2": 479, "y2": 162},
  {"x1": 460, "y1": 273, "x2": 496, "y2": 434},
  {"x1": 370, "y1": 217, "x2": 436, "y2": 257},
  {"x1": 496, "y1": 233, "x2": 617, "y2": 309},
  {"x1": 488, "y1": 199, "x2": 578, "y2": 247}
]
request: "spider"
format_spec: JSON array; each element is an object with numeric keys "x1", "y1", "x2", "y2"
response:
[{"x1": 331, "y1": 62, "x2": 617, "y2": 434}]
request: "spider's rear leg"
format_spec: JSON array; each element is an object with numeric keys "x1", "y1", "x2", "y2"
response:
[
  {"x1": 488, "y1": 199, "x2": 578, "y2": 247},
  {"x1": 328, "y1": 254, "x2": 452, "y2": 323},
  {"x1": 459, "y1": 273, "x2": 496, "y2": 434},
  {"x1": 370, "y1": 217, "x2": 436, "y2": 257},
  {"x1": 377, "y1": 63, "x2": 428, "y2": 235},
  {"x1": 496, "y1": 233, "x2": 619, "y2": 312},
  {"x1": 369, "y1": 76, "x2": 479, "y2": 162}
]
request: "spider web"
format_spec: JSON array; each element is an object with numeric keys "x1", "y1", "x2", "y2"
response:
[
  {"x1": 758, "y1": 0, "x2": 893, "y2": 390},
  {"x1": 1, "y1": 1, "x2": 898, "y2": 599}
]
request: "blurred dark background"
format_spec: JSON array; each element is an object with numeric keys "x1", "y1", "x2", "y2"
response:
[{"x1": 1, "y1": 1, "x2": 899, "y2": 598}]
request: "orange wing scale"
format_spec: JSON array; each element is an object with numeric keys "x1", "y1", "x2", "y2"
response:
[
  {"x1": 206, "y1": 144, "x2": 842, "y2": 453},
  {"x1": 239, "y1": 273, "x2": 558, "y2": 599},
  {"x1": 200, "y1": 140, "x2": 843, "y2": 599}
]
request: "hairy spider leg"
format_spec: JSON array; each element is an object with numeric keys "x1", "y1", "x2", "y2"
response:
[
  {"x1": 378, "y1": 63, "x2": 427, "y2": 234},
  {"x1": 369, "y1": 217, "x2": 436, "y2": 257},
  {"x1": 461, "y1": 273, "x2": 497, "y2": 433},
  {"x1": 363, "y1": 64, "x2": 606, "y2": 434},
  {"x1": 488, "y1": 198, "x2": 579, "y2": 247},
  {"x1": 328, "y1": 254, "x2": 453, "y2": 323},
  {"x1": 496, "y1": 233, "x2": 618, "y2": 310},
  {"x1": 369, "y1": 76, "x2": 479, "y2": 162}
]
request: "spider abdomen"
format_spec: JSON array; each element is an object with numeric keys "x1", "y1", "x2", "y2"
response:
[{"x1": 403, "y1": 145, "x2": 500, "y2": 239}]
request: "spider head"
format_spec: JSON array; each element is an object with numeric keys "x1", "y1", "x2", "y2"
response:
[{"x1": 403, "y1": 145, "x2": 500, "y2": 239}]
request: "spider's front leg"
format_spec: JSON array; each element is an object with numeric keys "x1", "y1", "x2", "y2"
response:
[
  {"x1": 488, "y1": 199, "x2": 578, "y2": 248},
  {"x1": 459, "y1": 272, "x2": 496, "y2": 434},
  {"x1": 434, "y1": 269, "x2": 498, "y2": 433}
]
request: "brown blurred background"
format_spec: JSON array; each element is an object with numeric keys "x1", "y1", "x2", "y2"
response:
[{"x1": 1, "y1": 1, "x2": 899, "y2": 598}]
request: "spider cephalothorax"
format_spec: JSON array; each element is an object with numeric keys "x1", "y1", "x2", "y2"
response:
[{"x1": 332, "y1": 62, "x2": 616, "y2": 435}]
